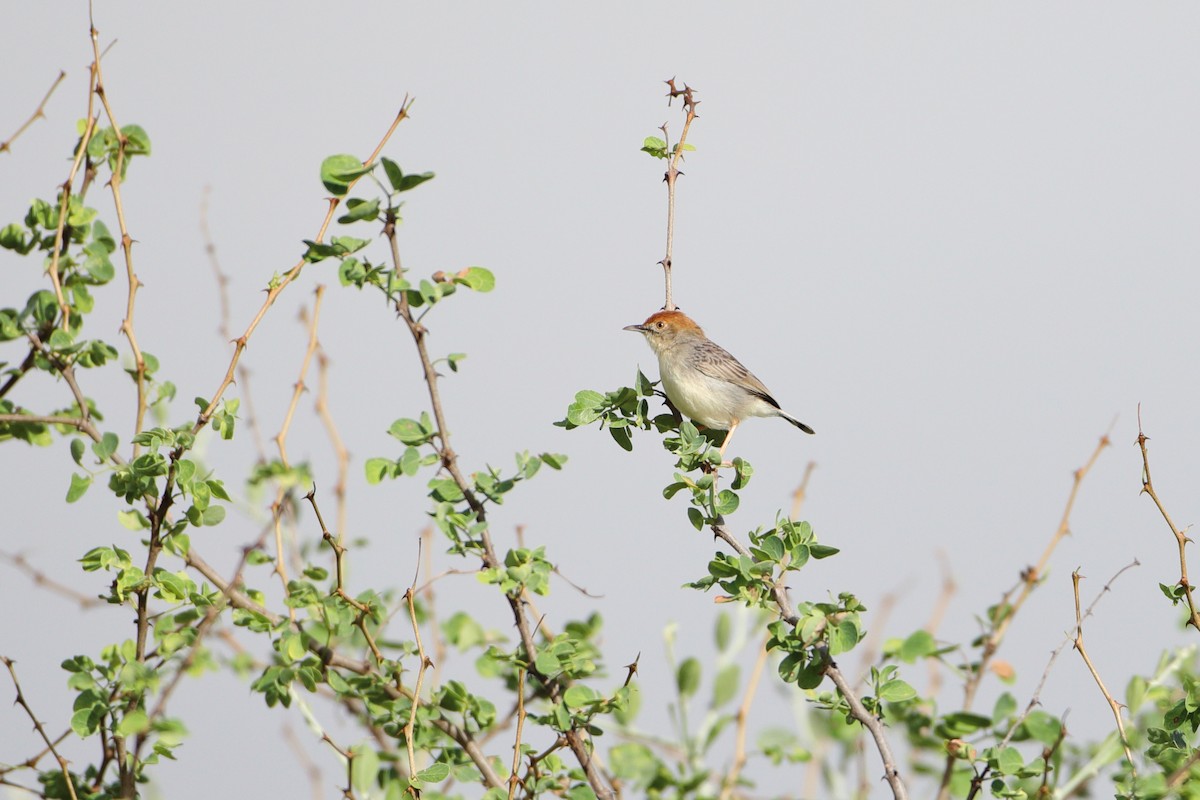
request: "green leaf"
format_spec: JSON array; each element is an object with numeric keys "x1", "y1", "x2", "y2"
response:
[
  {"x1": 116, "y1": 709, "x2": 150, "y2": 736},
  {"x1": 563, "y1": 685, "x2": 596, "y2": 709},
  {"x1": 1020, "y1": 711, "x2": 1063, "y2": 746},
  {"x1": 676, "y1": 657, "x2": 701, "y2": 698},
  {"x1": 364, "y1": 458, "x2": 393, "y2": 485},
  {"x1": 66, "y1": 473, "x2": 92, "y2": 503},
  {"x1": 712, "y1": 663, "x2": 740, "y2": 707},
  {"x1": 388, "y1": 417, "x2": 430, "y2": 445},
  {"x1": 535, "y1": 651, "x2": 560, "y2": 677},
  {"x1": 92, "y1": 431, "x2": 118, "y2": 461},
  {"x1": 713, "y1": 489, "x2": 740, "y2": 516},
  {"x1": 454, "y1": 266, "x2": 495, "y2": 292},
  {"x1": 320, "y1": 154, "x2": 371, "y2": 196},
  {"x1": 641, "y1": 136, "x2": 668, "y2": 158},
  {"x1": 687, "y1": 506, "x2": 704, "y2": 531},
  {"x1": 349, "y1": 745, "x2": 380, "y2": 794},
  {"x1": 70, "y1": 438, "x2": 85, "y2": 465},
  {"x1": 121, "y1": 125, "x2": 152, "y2": 156},
  {"x1": 566, "y1": 390, "x2": 605, "y2": 426},
  {"x1": 609, "y1": 426, "x2": 632, "y2": 451},
  {"x1": 877, "y1": 679, "x2": 917, "y2": 703},
  {"x1": 898, "y1": 629, "x2": 937, "y2": 662},
  {"x1": 381, "y1": 157, "x2": 404, "y2": 193},
  {"x1": 337, "y1": 197, "x2": 381, "y2": 224},
  {"x1": 413, "y1": 762, "x2": 449, "y2": 785},
  {"x1": 996, "y1": 746, "x2": 1024, "y2": 774}
]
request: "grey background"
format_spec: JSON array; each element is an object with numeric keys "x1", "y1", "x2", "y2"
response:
[{"x1": 3, "y1": 3, "x2": 1199, "y2": 797}]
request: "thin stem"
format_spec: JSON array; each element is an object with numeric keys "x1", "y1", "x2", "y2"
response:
[
  {"x1": 2, "y1": 657, "x2": 80, "y2": 800},
  {"x1": 383, "y1": 216, "x2": 614, "y2": 799},
  {"x1": 1136, "y1": 408, "x2": 1200, "y2": 629},
  {"x1": 718, "y1": 639, "x2": 769, "y2": 800},
  {"x1": 192, "y1": 99, "x2": 413, "y2": 438},
  {"x1": 658, "y1": 79, "x2": 699, "y2": 312},
  {"x1": 0, "y1": 70, "x2": 67, "y2": 154},
  {"x1": 1071, "y1": 570, "x2": 1136, "y2": 780}
]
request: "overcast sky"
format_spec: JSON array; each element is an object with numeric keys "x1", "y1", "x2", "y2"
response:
[{"x1": 4, "y1": 4, "x2": 1200, "y2": 798}]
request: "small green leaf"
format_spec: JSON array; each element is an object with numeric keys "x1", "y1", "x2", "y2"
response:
[
  {"x1": 641, "y1": 136, "x2": 668, "y2": 158},
  {"x1": 564, "y1": 685, "x2": 596, "y2": 709},
  {"x1": 687, "y1": 506, "x2": 704, "y2": 531},
  {"x1": 70, "y1": 438, "x2": 85, "y2": 465},
  {"x1": 609, "y1": 426, "x2": 632, "y2": 451},
  {"x1": 349, "y1": 745, "x2": 380, "y2": 794},
  {"x1": 320, "y1": 154, "x2": 371, "y2": 196},
  {"x1": 877, "y1": 679, "x2": 917, "y2": 703},
  {"x1": 676, "y1": 657, "x2": 701, "y2": 698},
  {"x1": 713, "y1": 489, "x2": 740, "y2": 516},
  {"x1": 454, "y1": 266, "x2": 495, "y2": 292},
  {"x1": 413, "y1": 762, "x2": 450, "y2": 785},
  {"x1": 92, "y1": 432, "x2": 119, "y2": 461},
  {"x1": 712, "y1": 663, "x2": 740, "y2": 707},
  {"x1": 996, "y1": 746, "x2": 1024, "y2": 774},
  {"x1": 66, "y1": 473, "x2": 92, "y2": 503},
  {"x1": 365, "y1": 458, "x2": 393, "y2": 485},
  {"x1": 116, "y1": 709, "x2": 150, "y2": 737}
]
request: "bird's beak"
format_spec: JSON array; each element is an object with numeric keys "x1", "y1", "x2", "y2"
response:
[{"x1": 623, "y1": 324, "x2": 646, "y2": 333}]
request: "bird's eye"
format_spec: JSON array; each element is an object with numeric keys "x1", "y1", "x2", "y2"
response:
[{"x1": 654, "y1": 321, "x2": 665, "y2": 329}]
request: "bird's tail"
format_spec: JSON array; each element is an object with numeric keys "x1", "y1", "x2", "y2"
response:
[{"x1": 780, "y1": 411, "x2": 815, "y2": 435}]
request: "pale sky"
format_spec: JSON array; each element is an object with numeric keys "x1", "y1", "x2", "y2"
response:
[{"x1": 3, "y1": 4, "x2": 1200, "y2": 798}]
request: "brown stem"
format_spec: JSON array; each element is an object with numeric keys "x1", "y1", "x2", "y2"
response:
[
  {"x1": 1136, "y1": 408, "x2": 1200, "y2": 630},
  {"x1": 1, "y1": 657, "x2": 80, "y2": 800},
  {"x1": 717, "y1": 639, "x2": 769, "y2": 800},
  {"x1": 192, "y1": 99, "x2": 413, "y2": 438},
  {"x1": 0, "y1": 69, "x2": 67, "y2": 154},
  {"x1": 658, "y1": 79, "x2": 699, "y2": 312},
  {"x1": 1071, "y1": 570, "x2": 1136, "y2": 778},
  {"x1": 384, "y1": 218, "x2": 614, "y2": 798}
]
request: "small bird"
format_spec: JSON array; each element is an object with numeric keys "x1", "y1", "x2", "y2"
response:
[{"x1": 624, "y1": 310, "x2": 814, "y2": 460}]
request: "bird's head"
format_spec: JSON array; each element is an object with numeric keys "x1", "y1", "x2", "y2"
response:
[{"x1": 623, "y1": 310, "x2": 704, "y2": 354}]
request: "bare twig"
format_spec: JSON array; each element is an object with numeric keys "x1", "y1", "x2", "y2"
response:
[
  {"x1": 403, "y1": 546, "x2": 436, "y2": 791},
  {"x1": 282, "y1": 724, "x2": 325, "y2": 800},
  {"x1": 200, "y1": 187, "x2": 269, "y2": 459},
  {"x1": 936, "y1": 431, "x2": 1110, "y2": 800},
  {"x1": 384, "y1": 211, "x2": 613, "y2": 798},
  {"x1": 0, "y1": 69, "x2": 67, "y2": 154},
  {"x1": 718, "y1": 639, "x2": 769, "y2": 800},
  {"x1": 823, "y1": 654, "x2": 908, "y2": 800},
  {"x1": 789, "y1": 461, "x2": 817, "y2": 519},
  {"x1": 267, "y1": 288, "x2": 326, "y2": 610},
  {"x1": 0, "y1": 551, "x2": 104, "y2": 608},
  {"x1": 2, "y1": 657, "x2": 80, "y2": 800},
  {"x1": 314, "y1": 345, "x2": 349, "y2": 543},
  {"x1": 658, "y1": 78, "x2": 699, "y2": 312},
  {"x1": 959, "y1": 559, "x2": 1142, "y2": 795},
  {"x1": 964, "y1": 432, "x2": 1111, "y2": 709},
  {"x1": 1136, "y1": 408, "x2": 1200, "y2": 629},
  {"x1": 711, "y1": 520, "x2": 907, "y2": 799},
  {"x1": 508, "y1": 669, "x2": 527, "y2": 800},
  {"x1": 192, "y1": 98, "x2": 413, "y2": 438},
  {"x1": 1071, "y1": 570, "x2": 1136, "y2": 780}
]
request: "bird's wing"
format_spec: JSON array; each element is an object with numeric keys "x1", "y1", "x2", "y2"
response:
[{"x1": 692, "y1": 342, "x2": 782, "y2": 410}]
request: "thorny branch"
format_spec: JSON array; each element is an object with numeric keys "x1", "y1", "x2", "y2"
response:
[
  {"x1": 658, "y1": 78, "x2": 699, "y2": 312},
  {"x1": 384, "y1": 214, "x2": 614, "y2": 798},
  {"x1": 1136, "y1": 409, "x2": 1200, "y2": 630},
  {"x1": 711, "y1": 520, "x2": 908, "y2": 800},
  {"x1": 936, "y1": 431, "x2": 1110, "y2": 800},
  {"x1": 1071, "y1": 570, "x2": 1137, "y2": 780},
  {"x1": 2, "y1": 657, "x2": 80, "y2": 800},
  {"x1": 0, "y1": 69, "x2": 66, "y2": 154}
]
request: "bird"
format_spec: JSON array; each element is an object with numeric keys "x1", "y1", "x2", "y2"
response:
[{"x1": 624, "y1": 309, "x2": 814, "y2": 460}]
